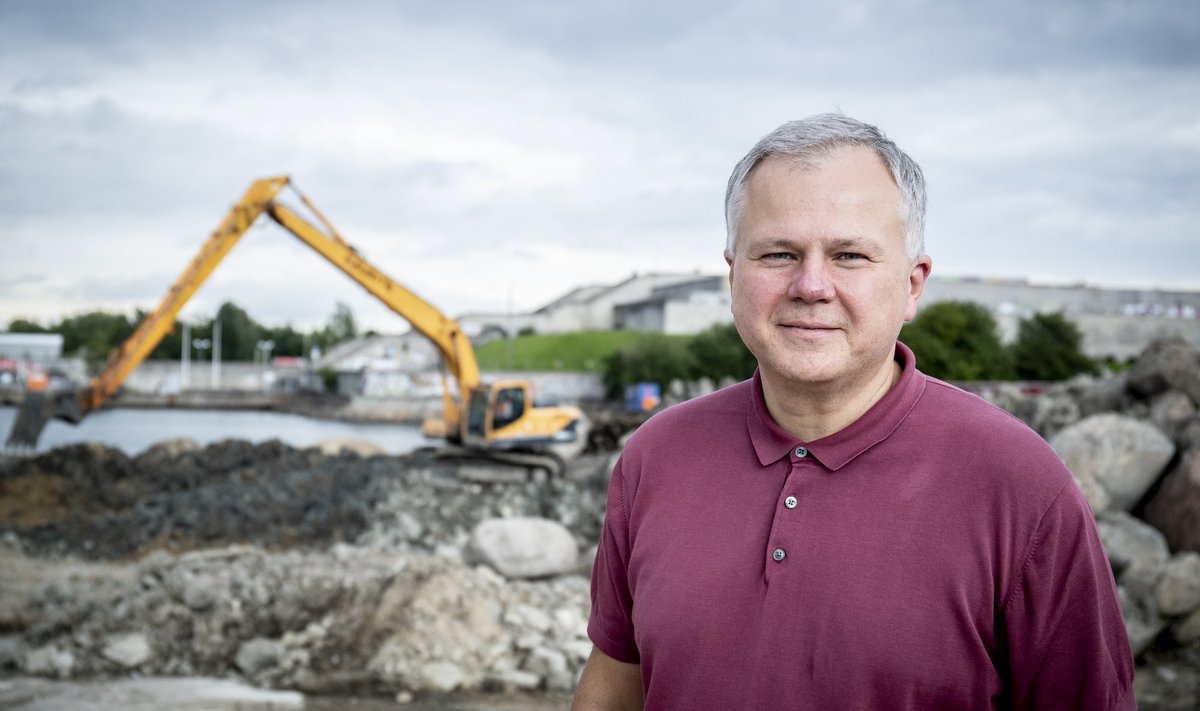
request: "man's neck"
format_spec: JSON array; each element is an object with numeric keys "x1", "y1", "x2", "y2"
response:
[{"x1": 761, "y1": 358, "x2": 901, "y2": 442}]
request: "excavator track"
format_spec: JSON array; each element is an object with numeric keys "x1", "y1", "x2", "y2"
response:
[{"x1": 413, "y1": 445, "x2": 567, "y2": 481}]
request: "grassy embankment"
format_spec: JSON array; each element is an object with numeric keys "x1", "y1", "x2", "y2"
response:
[{"x1": 473, "y1": 330, "x2": 689, "y2": 372}]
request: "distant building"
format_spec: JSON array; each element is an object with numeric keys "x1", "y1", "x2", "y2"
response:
[
  {"x1": 460, "y1": 272, "x2": 715, "y2": 337},
  {"x1": 0, "y1": 332, "x2": 63, "y2": 362},
  {"x1": 315, "y1": 332, "x2": 443, "y2": 397},
  {"x1": 614, "y1": 275, "x2": 732, "y2": 334}
]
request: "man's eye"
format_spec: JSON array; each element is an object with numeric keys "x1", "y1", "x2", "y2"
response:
[
  {"x1": 762, "y1": 252, "x2": 794, "y2": 261},
  {"x1": 835, "y1": 252, "x2": 866, "y2": 261}
]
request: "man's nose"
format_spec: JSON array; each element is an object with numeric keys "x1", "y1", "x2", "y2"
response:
[{"x1": 786, "y1": 258, "x2": 834, "y2": 302}]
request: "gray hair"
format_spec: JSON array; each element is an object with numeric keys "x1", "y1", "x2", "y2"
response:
[{"x1": 724, "y1": 113, "x2": 926, "y2": 260}]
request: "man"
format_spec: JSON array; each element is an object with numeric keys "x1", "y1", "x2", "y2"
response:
[{"x1": 572, "y1": 114, "x2": 1134, "y2": 710}]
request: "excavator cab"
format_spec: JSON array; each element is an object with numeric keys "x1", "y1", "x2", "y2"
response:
[{"x1": 462, "y1": 381, "x2": 585, "y2": 459}]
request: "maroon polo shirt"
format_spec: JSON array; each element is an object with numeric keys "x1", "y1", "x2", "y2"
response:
[{"x1": 588, "y1": 343, "x2": 1134, "y2": 710}]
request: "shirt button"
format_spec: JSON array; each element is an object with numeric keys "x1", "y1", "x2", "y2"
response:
[
  {"x1": 772, "y1": 548, "x2": 786, "y2": 562},
  {"x1": 794, "y1": 446, "x2": 808, "y2": 459},
  {"x1": 784, "y1": 496, "x2": 798, "y2": 509}
]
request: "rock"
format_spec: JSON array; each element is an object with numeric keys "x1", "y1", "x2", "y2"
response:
[
  {"x1": 1077, "y1": 373, "x2": 1133, "y2": 418},
  {"x1": 1028, "y1": 392, "x2": 1083, "y2": 439},
  {"x1": 24, "y1": 644, "x2": 75, "y2": 677},
  {"x1": 562, "y1": 638, "x2": 595, "y2": 664},
  {"x1": 316, "y1": 439, "x2": 385, "y2": 457},
  {"x1": 524, "y1": 645, "x2": 572, "y2": 690},
  {"x1": 183, "y1": 573, "x2": 221, "y2": 611},
  {"x1": 1180, "y1": 417, "x2": 1200, "y2": 452},
  {"x1": 1119, "y1": 565, "x2": 1170, "y2": 656},
  {"x1": 101, "y1": 632, "x2": 151, "y2": 669},
  {"x1": 420, "y1": 661, "x2": 465, "y2": 692},
  {"x1": 1144, "y1": 449, "x2": 1200, "y2": 553},
  {"x1": 1172, "y1": 607, "x2": 1200, "y2": 644},
  {"x1": 1127, "y1": 338, "x2": 1200, "y2": 404},
  {"x1": 1049, "y1": 414, "x2": 1175, "y2": 512},
  {"x1": 235, "y1": 637, "x2": 285, "y2": 675},
  {"x1": 506, "y1": 603, "x2": 553, "y2": 632},
  {"x1": 1070, "y1": 467, "x2": 1111, "y2": 514},
  {"x1": 1156, "y1": 553, "x2": 1200, "y2": 617},
  {"x1": 1096, "y1": 510, "x2": 1170, "y2": 574},
  {"x1": 0, "y1": 634, "x2": 25, "y2": 670},
  {"x1": 1149, "y1": 390, "x2": 1197, "y2": 438},
  {"x1": 485, "y1": 668, "x2": 542, "y2": 692},
  {"x1": 466, "y1": 517, "x2": 578, "y2": 579}
]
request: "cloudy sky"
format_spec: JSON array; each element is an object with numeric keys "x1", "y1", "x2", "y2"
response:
[{"x1": 2, "y1": 0, "x2": 1197, "y2": 333}]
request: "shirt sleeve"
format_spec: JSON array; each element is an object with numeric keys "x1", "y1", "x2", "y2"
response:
[
  {"x1": 586, "y1": 454, "x2": 641, "y2": 664},
  {"x1": 1003, "y1": 480, "x2": 1136, "y2": 711}
]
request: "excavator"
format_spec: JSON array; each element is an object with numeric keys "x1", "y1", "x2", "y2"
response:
[{"x1": 3, "y1": 177, "x2": 586, "y2": 476}]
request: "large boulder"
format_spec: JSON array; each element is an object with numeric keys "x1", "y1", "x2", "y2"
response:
[
  {"x1": 1155, "y1": 553, "x2": 1200, "y2": 617},
  {"x1": 1144, "y1": 449, "x2": 1200, "y2": 554},
  {"x1": 1173, "y1": 607, "x2": 1200, "y2": 644},
  {"x1": 1077, "y1": 373, "x2": 1133, "y2": 418},
  {"x1": 466, "y1": 517, "x2": 578, "y2": 579},
  {"x1": 1049, "y1": 414, "x2": 1175, "y2": 512},
  {"x1": 1127, "y1": 338, "x2": 1200, "y2": 405},
  {"x1": 1095, "y1": 510, "x2": 1170, "y2": 574},
  {"x1": 1148, "y1": 390, "x2": 1198, "y2": 440},
  {"x1": 101, "y1": 632, "x2": 151, "y2": 669}
]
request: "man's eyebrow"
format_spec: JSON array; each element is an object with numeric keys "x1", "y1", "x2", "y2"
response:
[{"x1": 826, "y1": 236, "x2": 876, "y2": 250}]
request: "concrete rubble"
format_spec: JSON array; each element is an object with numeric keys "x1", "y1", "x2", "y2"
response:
[{"x1": 0, "y1": 336, "x2": 1197, "y2": 708}]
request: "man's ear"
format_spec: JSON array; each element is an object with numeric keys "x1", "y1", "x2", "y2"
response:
[{"x1": 903, "y1": 256, "x2": 933, "y2": 321}]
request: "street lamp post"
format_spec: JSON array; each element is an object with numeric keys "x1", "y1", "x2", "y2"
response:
[
  {"x1": 256, "y1": 340, "x2": 276, "y2": 391},
  {"x1": 192, "y1": 338, "x2": 211, "y2": 389}
]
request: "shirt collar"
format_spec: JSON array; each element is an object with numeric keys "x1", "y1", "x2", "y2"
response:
[{"x1": 747, "y1": 342, "x2": 927, "y2": 471}]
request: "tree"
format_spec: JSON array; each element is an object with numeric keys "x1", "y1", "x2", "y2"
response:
[
  {"x1": 687, "y1": 323, "x2": 757, "y2": 382},
  {"x1": 900, "y1": 301, "x2": 1013, "y2": 380},
  {"x1": 603, "y1": 334, "x2": 696, "y2": 398},
  {"x1": 6, "y1": 319, "x2": 48, "y2": 333},
  {"x1": 56, "y1": 311, "x2": 137, "y2": 369},
  {"x1": 324, "y1": 301, "x2": 357, "y2": 345},
  {"x1": 1011, "y1": 311, "x2": 1098, "y2": 381},
  {"x1": 214, "y1": 301, "x2": 262, "y2": 361},
  {"x1": 261, "y1": 324, "x2": 306, "y2": 358}
]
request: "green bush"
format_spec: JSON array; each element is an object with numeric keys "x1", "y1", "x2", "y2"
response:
[
  {"x1": 900, "y1": 301, "x2": 1013, "y2": 380},
  {"x1": 602, "y1": 334, "x2": 697, "y2": 398},
  {"x1": 687, "y1": 323, "x2": 757, "y2": 382},
  {"x1": 1011, "y1": 312, "x2": 1098, "y2": 380}
]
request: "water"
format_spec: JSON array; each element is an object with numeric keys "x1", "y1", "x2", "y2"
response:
[{"x1": 0, "y1": 406, "x2": 427, "y2": 456}]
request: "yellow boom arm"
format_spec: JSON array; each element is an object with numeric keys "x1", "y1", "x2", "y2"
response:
[{"x1": 81, "y1": 177, "x2": 479, "y2": 433}]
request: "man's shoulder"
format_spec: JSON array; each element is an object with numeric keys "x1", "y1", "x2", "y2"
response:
[
  {"x1": 913, "y1": 373, "x2": 1075, "y2": 494},
  {"x1": 918, "y1": 374, "x2": 1044, "y2": 440}
]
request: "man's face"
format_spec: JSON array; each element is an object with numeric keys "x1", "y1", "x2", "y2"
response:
[{"x1": 726, "y1": 146, "x2": 931, "y2": 395}]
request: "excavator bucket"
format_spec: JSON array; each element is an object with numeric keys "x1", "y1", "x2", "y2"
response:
[
  {"x1": 4, "y1": 391, "x2": 51, "y2": 451},
  {"x1": 4, "y1": 386, "x2": 84, "y2": 452}
]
